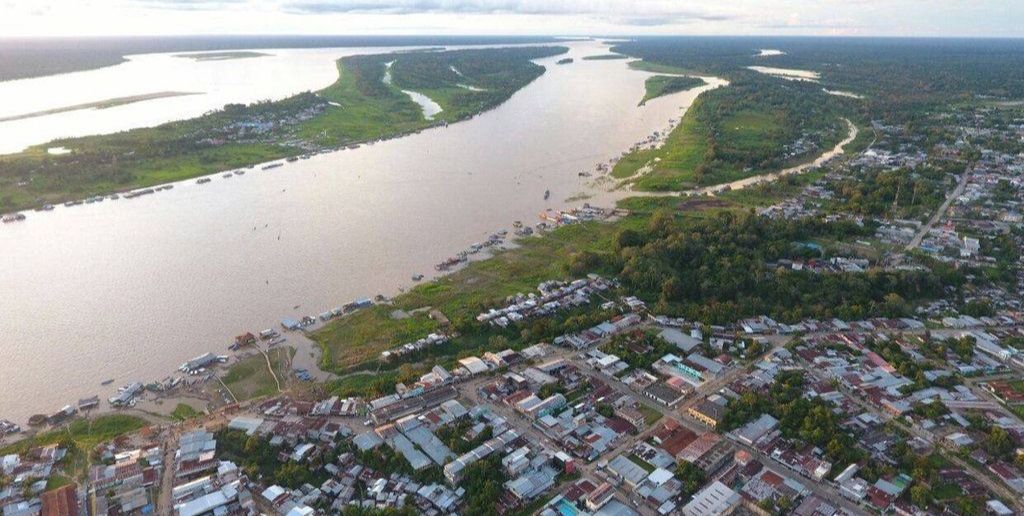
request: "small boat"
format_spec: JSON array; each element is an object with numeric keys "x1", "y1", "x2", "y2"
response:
[
  {"x1": 262, "y1": 163, "x2": 283, "y2": 171},
  {"x1": 40, "y1": 204, "x2": 55, "y2": 211},
  {"x1": 196, "y1": 178, "x2": 212, "y2": 184},
  {"x1": 412, "y1": 274, "x2": 424, "y2": 281},
  {"x1": 544, "y1": 189, "x2": 551, "y2": 200},
  {"x1": 223, "y1": 173, "x2": 233, "y2": 178},
  {"x1": 2, "y1": 213, "x2": 26, "y2": 223},
  {"x1": 233, "y1": 170, "x2": 245, "y2": 175},
  {"x1": 101, "y1": 379, "x2": 114, "y2": 386}
]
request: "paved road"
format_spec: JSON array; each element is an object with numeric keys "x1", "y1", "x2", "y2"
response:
[{"x1": 905, "y1": 169, "x2": 970, "y2": 251}]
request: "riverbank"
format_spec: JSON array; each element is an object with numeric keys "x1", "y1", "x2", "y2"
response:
[
  {"x1": 0, "y1": 45, "x2": 566, "y2": 213},
  {"x1": 0, "y1": 42, "x2": 690, "y2": 426},
  {"x1": 0, "y1": 91, "x2": 201, "y2": 123}
]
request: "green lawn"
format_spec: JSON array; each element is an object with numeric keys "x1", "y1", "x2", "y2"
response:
[
  {"x1": 220, "y1": 348, "x2": 292, "y2": 401},
  {"x1": 170, "y1": 403, "x2": 203, "y2": 421},
  {"x1": 640, "y1": 75, "x2": 706, "y2": 105},
  {"x1": 638, "y1": 405, "x2": 664, "y2": 426}
]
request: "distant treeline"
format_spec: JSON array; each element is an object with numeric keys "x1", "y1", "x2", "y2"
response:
[
  {"x1": 0, "y1": 35, "x2": 564, "y2": 82},
  {"x1": 613, "y1": 37, "x2": 1024, "y2": 120}
]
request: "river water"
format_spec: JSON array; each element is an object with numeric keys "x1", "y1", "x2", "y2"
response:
[{"x1": 0, "y1": 40, "x2": 718, "y2": 424}]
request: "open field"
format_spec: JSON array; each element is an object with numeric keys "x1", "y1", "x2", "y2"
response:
[
  {"x1": 220, "y1": 347, "x2": 293, "y2": 401},
  {"x1": 612, "y1": 99, "x2": 710, "y2": 191},
  {"x1": 640, "y1": 75, "x2": 706, "y2": 105},
  {"x1": 0, "y1": 414, "x2": 147, "y2": 455},
  {"x1": 582, "y1": 54, "x2": 629, "y2": 61}
]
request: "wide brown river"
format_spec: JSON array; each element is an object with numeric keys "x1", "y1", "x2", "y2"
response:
[{"x1": 0, "y1": 40, "x2": 725, "y2": 424}]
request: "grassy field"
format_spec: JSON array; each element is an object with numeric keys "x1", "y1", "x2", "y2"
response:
[
  {"x1": 0, "y1": 46, "x2": 565, "y2": 213},
  {"x1": 640, "y1": 75, "x2": 706, "y2": 105},
  {"x1": 170, "y1": 403, "x2": 203, "y2": 421},
  {"x1": 627, "y1": 60, "x2": 699, "y2": 75},
  {"x1": 221, "y1": 347, "x2": 292, "y2": 401},
  {"x1": 0, "y1": 414, "x2": 147, "y2": 455},
  {"x1": 582, "y1": 54, "x2": 629, "y2": 61},
  {"x1": 612, "y1": 99, "x2": 710, "y2": 191}
]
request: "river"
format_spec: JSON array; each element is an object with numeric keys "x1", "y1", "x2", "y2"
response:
[{"x1": 0, "y1": 40, "x2": 719, "y2": 424}]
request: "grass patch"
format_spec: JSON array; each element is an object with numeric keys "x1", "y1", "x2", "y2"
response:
[
  {"x1": 582, "y1": 54, "x2": 629, "y2": 61},
  {"x1": 170, "y1": 403, "x2": 203, "y2": 421},
  {"x1": 640, "y1": 75, "x2": 706, "y2": 105},
  {"x1": 627, "y1": 61, "x2": 700, "y2": 75},
  {"x1": 615, "y1": 102, "x2": 709, "y2": 191},
  {"x1": 222, "y1": 353, "x2": 278, "y2": 401},
  {"x1": 638, "y1": 405, "x2": 664, "y2": 426},
  {"x1": 628, "y1": 453, "x2": 656, "y2": 473},
  {"x1": 0, "y1": 415, "x2": 146, "y2": 455}
]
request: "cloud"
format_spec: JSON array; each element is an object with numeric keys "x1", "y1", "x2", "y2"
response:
[
  {"x1": 129, "y1": 0, "x2": 248, "y2": 10},
  {"x1": 282, "y1": 0, "x2": 738, "y2": 22}
]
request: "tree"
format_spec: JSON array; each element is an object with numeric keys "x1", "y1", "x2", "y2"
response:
[{"x1": 910, "y1": 484, "x2": 931, "y2": 508}]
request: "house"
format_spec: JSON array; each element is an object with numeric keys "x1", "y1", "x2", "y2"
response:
[
  {"x1": 688, "y1": 397, "x2": 727, "y2": 428},
  {"x1": 733, "y1": 414, "x2": 779, "y2": 446},
  {"x1": 617, "y1": 406, "x2": 647, "y2": 429},
  {"x1": 644, "y1": 382, "x2": 686, "y2": 408},
  {"x1": 682, "y1": 481, "x2": 740, "y2": 516}
]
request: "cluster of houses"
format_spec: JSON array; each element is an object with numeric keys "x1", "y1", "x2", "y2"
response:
[
  {"x1": 379, "y1": 332, "x2": 451, "y2": 362},
  {"x1": 1, "y1": 444, "x2": 72, "y2": 516},
  {"x1": 475, "y1": 275, "x2": 615, "y2": 328}
]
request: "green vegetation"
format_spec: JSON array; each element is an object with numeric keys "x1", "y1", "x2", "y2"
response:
[
  {"x1": 220, "y1": 347, "x2": 291, "y2": 400},
  {"x1": 613, "y1": 37, "x2": 1024, "y2": 115},
  {"x1": 601, "y1": 330, "x2": 676, "y2": 370},
  {"x1": 640, "y1": 75, "x2": 706, "y2": 105},
  {"x1": 217, "y1": 429, "x2": 329, "y2": 488},
  {"x1": 313, "y1": 221, "x2": 620, "y2": 373},
  {"x1": 602, "y1": 211, "x2": 947, "y2": 323},
  {"x1": 0, "y1": 46, "x2": 566, "y2": 212},
  {"x1": 460, "y1": 455, "x2": 505, "y2": 516},
  {"x1": 720, "y1": 370, "x2": 863, "y2": 467},
  {"x1": 0, "y1": 415, "x2": 146, "y2": 455},
  {"x1": 830, "y1": 162, "x2": 955, "y2": 221},
  {"x1": 170, "y1": 403, "x2": 203, "y2": 421},
  {"x1": 615, "y1": 74, "x2": 847, "y2": 191},
  {"x1": 638, "y1": 405, "x2": 663, "y2": 426},
  {"x1": 582, "y1": 54, "x2": 628, "y2": 61}
]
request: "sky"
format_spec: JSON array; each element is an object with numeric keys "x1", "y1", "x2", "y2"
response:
[{"x1": 3, "y1": 0, "x2": 1023, "y2": 38}]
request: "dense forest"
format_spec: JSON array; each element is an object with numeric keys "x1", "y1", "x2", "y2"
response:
[
  {"x1": 613, "y1": 37, "x2": 1024, "y2": 122},
  {"x1": 569, "y1": 210, "x2": 953, "y2": 324}
]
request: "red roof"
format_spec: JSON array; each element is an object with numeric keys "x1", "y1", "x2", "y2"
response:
[{"x1": 41, "y1": 485, "x2": 79, "y2": 516}]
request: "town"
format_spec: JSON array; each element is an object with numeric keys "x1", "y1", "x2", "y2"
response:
[{"x1": 3, "y1": 35, "x2": 1024, "y2": 516}]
